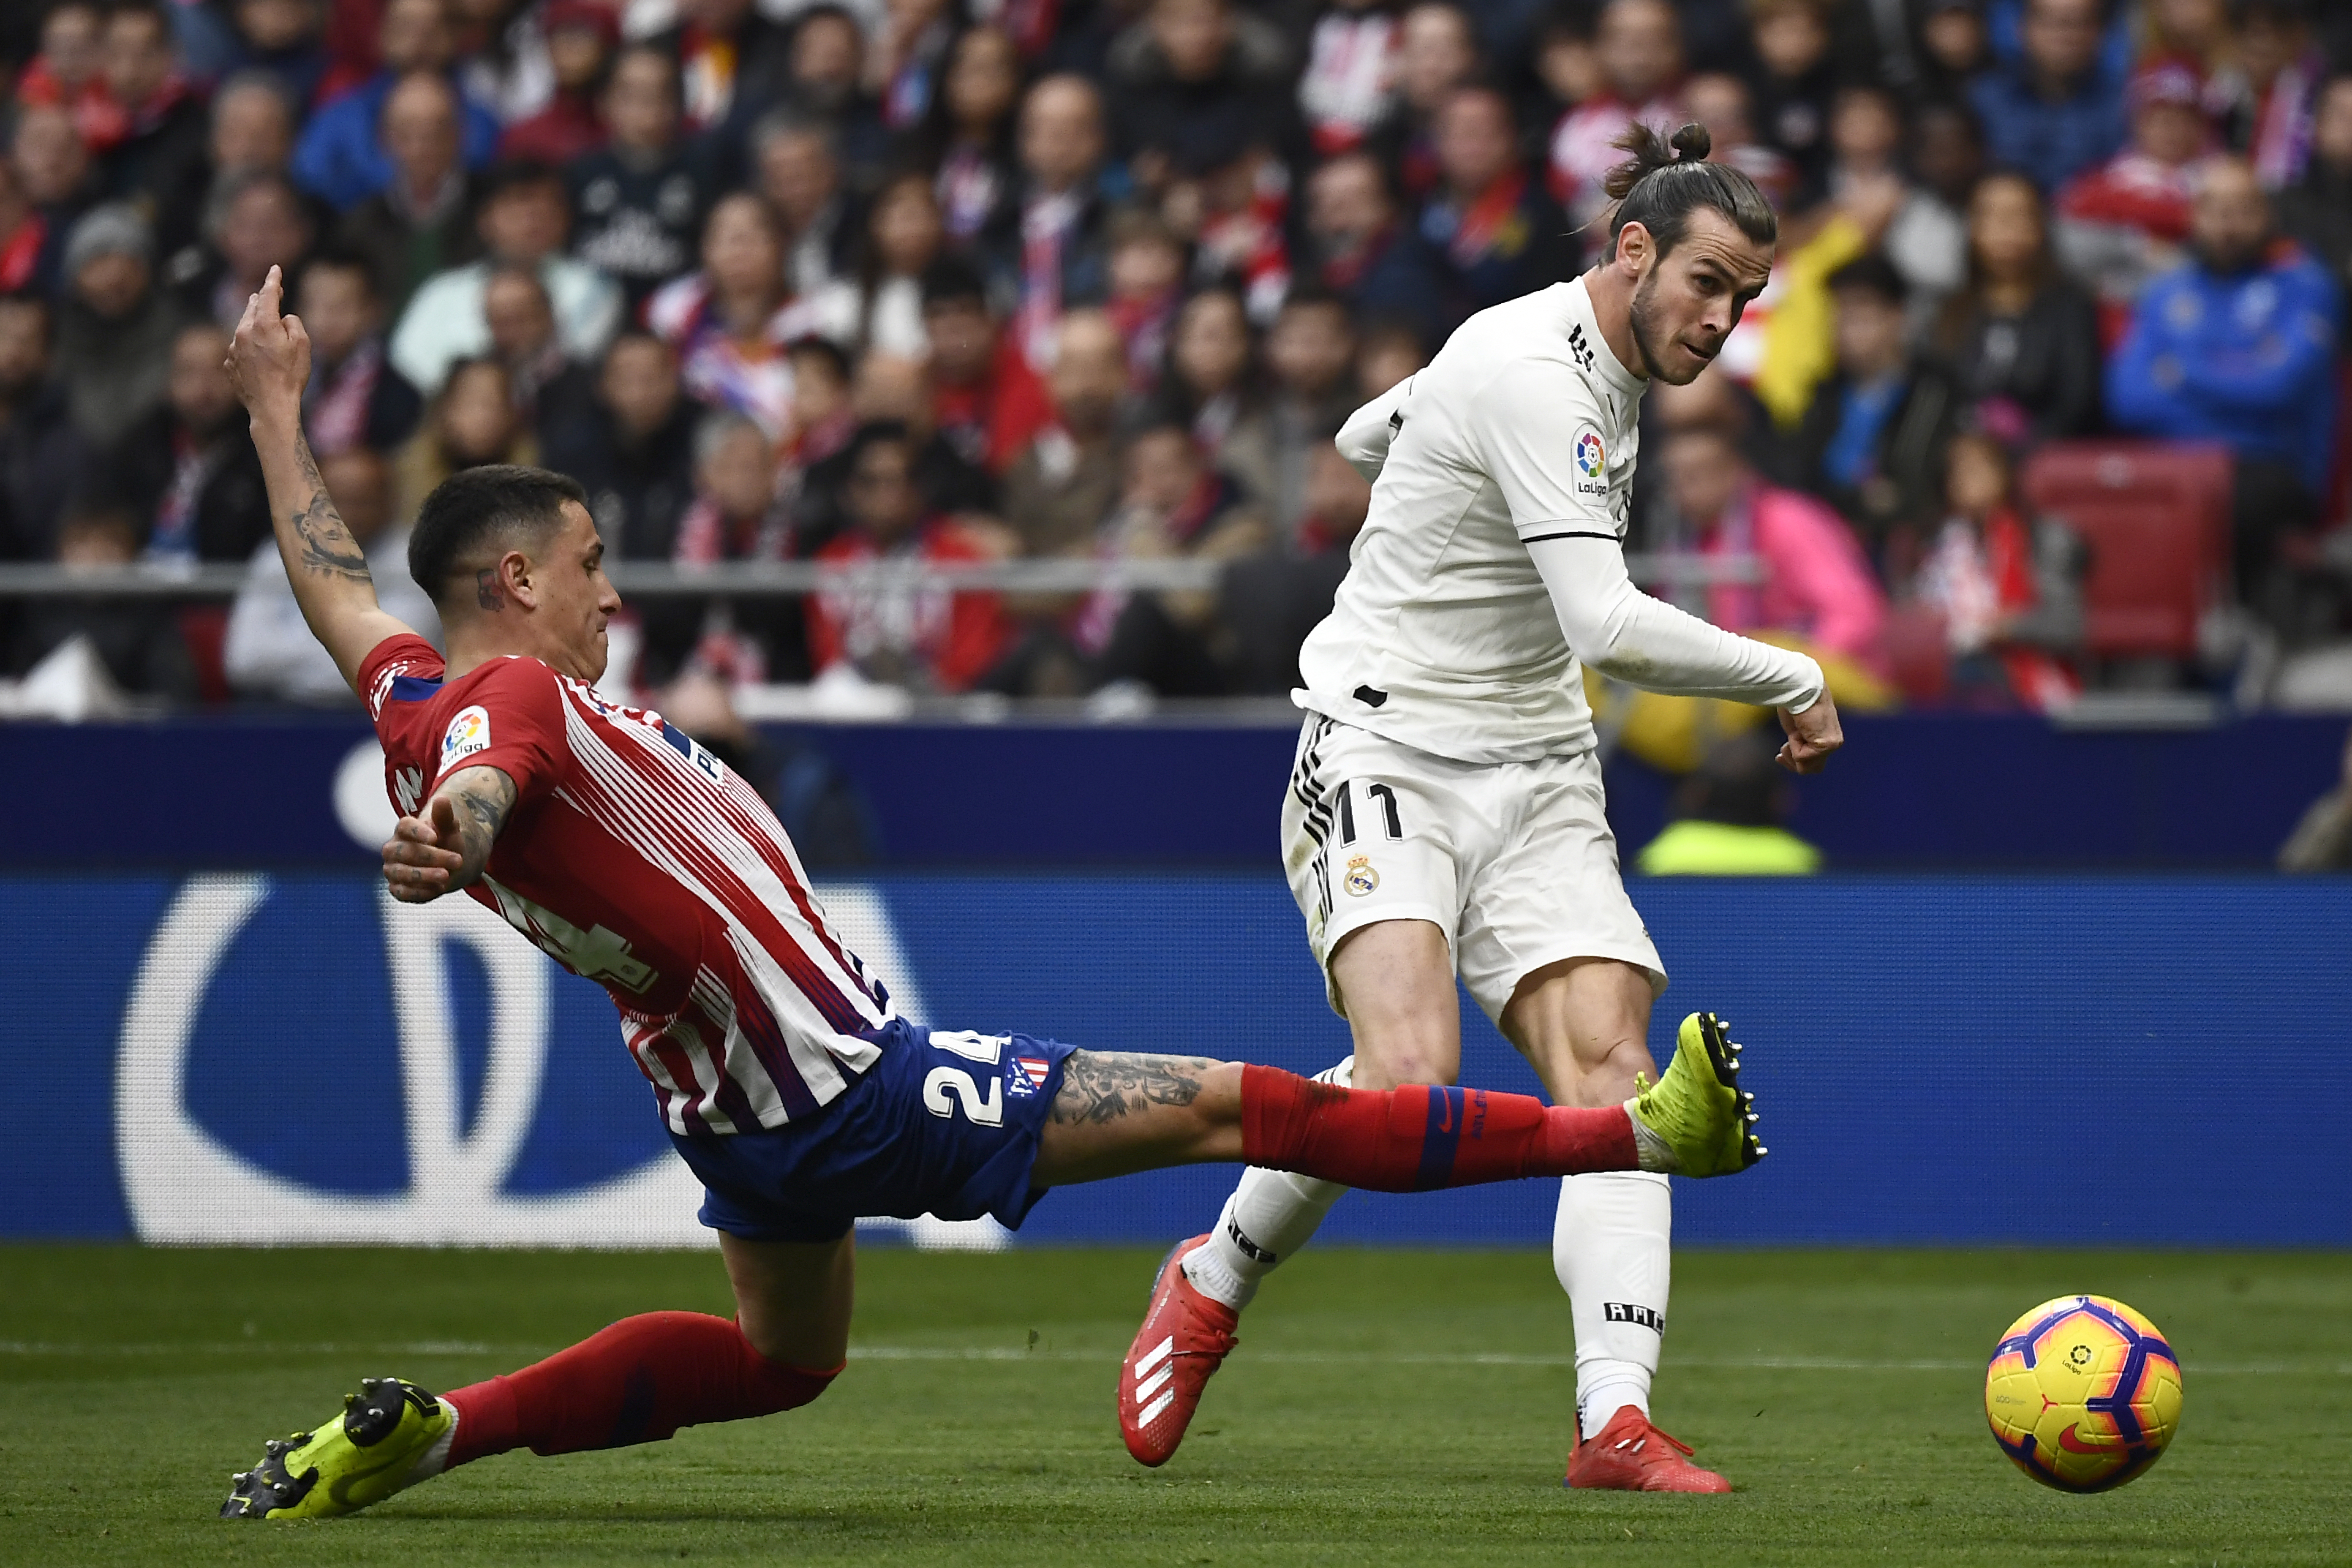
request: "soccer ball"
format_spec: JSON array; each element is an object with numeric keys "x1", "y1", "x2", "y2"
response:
[{"x1": 1984, "y1": 1295, "x2": 2183, "y2": 1492}]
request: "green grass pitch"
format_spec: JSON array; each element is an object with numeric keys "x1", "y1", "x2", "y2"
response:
[{"x1": 3, "y1": 1245, "x2": 2347, "y2": 1566}]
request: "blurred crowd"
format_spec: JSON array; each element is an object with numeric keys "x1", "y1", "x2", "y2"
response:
[{"x1": 1, "y1": 0, "x2": 2349, "y2": 715}]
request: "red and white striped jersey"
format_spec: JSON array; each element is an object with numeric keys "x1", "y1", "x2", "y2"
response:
[{"x1": 360, "y1": 634, "x2": 893, "y2": 1135}]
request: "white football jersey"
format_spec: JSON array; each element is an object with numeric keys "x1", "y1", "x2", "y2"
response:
[{"x1": 1298, "y1": 276, "x2": 1820, "y2": 765}]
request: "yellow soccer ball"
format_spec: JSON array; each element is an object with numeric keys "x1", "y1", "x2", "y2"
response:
[{"x1": 1984, "y1": 1295, "x2": 2184, "y2": 1492}]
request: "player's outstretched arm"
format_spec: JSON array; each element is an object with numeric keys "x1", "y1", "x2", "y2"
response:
[
  {"x1": 226, "y1": 264, "x2": 416, "y2": 692},
  {"x1": 382, "y1": 765, "x2": 517, "y2": 904}
]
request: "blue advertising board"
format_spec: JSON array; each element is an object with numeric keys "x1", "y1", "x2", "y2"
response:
[{"x1": 7, "y1": 872, "x2": 2347, "y2": 1248}]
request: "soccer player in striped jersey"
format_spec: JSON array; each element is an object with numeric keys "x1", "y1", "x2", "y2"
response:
[
  {"x1": 1116, "y1": 123, "x2": 1843, "y2": 1494},
  {"x1": 213, "y1": 267, "x2": 1767, "y2": 1521}
]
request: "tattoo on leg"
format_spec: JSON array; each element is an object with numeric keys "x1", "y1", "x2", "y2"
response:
[
  {"x1": 1049, "y1": 1051, "x2": 1211, "y2": 1126},
  {"x1": 475, "y1": 567, "x2": 504, "y2": 610}
]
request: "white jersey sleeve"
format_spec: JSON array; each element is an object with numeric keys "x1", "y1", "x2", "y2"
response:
[
  {"x1": 1528, "y1": 536, "x2": 1826, "y2": 710},
  {"x1": 1334, "y1": 377, "x2": 1412, "y2": 482},
  {"x1": 1470, "y1": 351, "x2": 1825, "y2": 711}
]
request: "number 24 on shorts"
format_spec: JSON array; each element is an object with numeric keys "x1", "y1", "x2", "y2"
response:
[{"x1": 923, "y1": 1030, "x2": 1012, "y2": 1127}]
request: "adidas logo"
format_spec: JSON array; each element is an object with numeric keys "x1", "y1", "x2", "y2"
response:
[{"x1": 1132, "y1": 1334, "x2": 1176, "y2": 1426}]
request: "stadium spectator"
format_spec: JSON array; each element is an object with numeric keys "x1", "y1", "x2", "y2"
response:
[
  {"x1": 848, "y1": 350, "x2": 996, "y2": 520},
  {"x1": 93, "y1": 321, "x2": 272, "y2": 565},
  {"x1": 2107, "y1": 156, "x2": 2343, "y2": 605},
  {"x1": 289, "y1": 0, "x2": 501, "y2": 212},
  {"x1": 1297, "y1": 0, "x2": 1400, "y2": 160},
  {"x1": 482, "y1": 262, "x2": 596, "y2": 446},
  {"x1": 1910, "y1": 428, "x2": 2086, "y2": 710},
  {"x1": 1001, "y1": 307, "x2": 1126, "y2": 558},
  {"x1": 2229, "y1": 0, "x2": 2325, "y2": 191},
  {"x1": 294, "y1": 250, "x2": 422, "y2": 457},
  {"x1": 9, "y1": 106, "x2": 98, "y2": 297},
  {"x1": 0, "y1": 296, "x2": 87, "y2": 564},
  {"x1": 1796, "y1": 256, "x2": 1960, "y2": 555},
  {"x1": 1966, "y1": 0, "x2": 2125, "y2": 194},
  {"x1": 1355, "y1": 316, "x2": 1429, "y2": 398},
  {"x1": 96, "y1": 1, "x2": 211, "y2": 223},
  {"x1": 1169, "y1": 139, "x2": 1295, "y2": 327},
  {"x1": 646, "y1": 191, "x2": 826, "y2": 441},
  {"x1": 16, "y1": 3, "x2": 118, "y2": 154},
  {"x1": 1154, "y1": 286, "x2": 1260, "y2": 478},
  {"x1": 497, "y1": 0, "x2": 618, "y2": 168},
  {"x1": 543, "y1": 331, "x2": 702, "y2": 562},
  {"x1": 1223, "y1": 287, "x2": 1358, "y2": 541},
  {"x1": 1742, "y1": 0, "x2": 1838, "y2": 188},
  {"x1": 2277, "y1": 73, "x2": 2352, "y2": 292},
  {"x1": 53, "y1": 204, "x2": 183, "y2": 449},
  {"x1": 332, "y1": 72, "x2": 483, "y2": 319},
  {"x1": 1548, "y1": 0, "x2": 1682, "y2": 227},
  {"x1": 807, "y1": 419, "x2": 1014, "y2": 693},
  {"x1": 1914, "y1": 0, "x2": 1993, "y2": 103},
  {"x1": 389, "y1": 160, "x2": 622, "y2": 397},
  {"x1": 990, "y1": 75, "x2": 1114, "y2": 371},
  {"x1": 2055, "y1": 62, "x2": 2210, "y2": 328},
  {"x1": 643, "y1": 0, "x2": 797, "y2": 144},
  {"x1": 916, "y1": 24, "x2": 1024, "y2": 245},
  {"x1": 1085, "y1": 421, "x2": 1268, "y2": 695},
  {"x1": 868, "y1": 0, "x2": 959, "y2": 137},
  {"x1": 825, "y1": 171, "x2": 945, "y2": 359},
  {"x1": 920, "y1": 256, "x2": 1052, "y2": 472},
  {"x1": 393, "y1": 355, "x2": 537, "y2": 519},
  {"x1": 1681, "y1": 72, "x2": 1799, "y2": 212},
  {"x1": 1301, "y1": 150, "x2": 1447, "y2": 348},
  {"x1": 0, "y1": 162, "x2": 45, "y2": 302},
  {"x1": 217, "y1": 0, "x2": 330, "y2": 112},
  {"x1": 1218, "y1": 442, "x2": 1369, "y2": 693},
  {"x1": 1823, "y1": 87, "x2": 1965, "y2": 335},
  {"x1": 1657, "y1": 414, "x2": 1889, "y2": 674},
  {"x1": 224, "y1": 445, "x2": 439, "y2": 705},
  {"x1": 1423, "y1": 87, "x2": 1576, "y2": 327},
  {"x1": 1108, "y1": 0, "x2": 1292, "y2": 182},
  {"x1": 1103, "y1": 207, "x2": 1186, "y2": 395},
  {"x1": 772, "y1": 336, "x2": 861, "y2": 554},
  {"x1": 5, "y1": 504, "x2": 197, "y2": 700},
  {"x1": 781, "y1": 6, "x2": 890, "y2": 185},
  {"x1": 1933, "y1": 171, "x2": 2104, "y2": 442},
  {"x1": 641, "y1": 409, "x2": 805, "y2": 688},
  {"x1": 566, "y1": 45, "x2": 713, "y2": 311},
  {"x1": 750, "y1": 112, "x2": 862, "y2": 302},
  {"x1": 173, "y1": 170, "x2": 316, "y2": 329},
  {"x1": 1379, "y1": 1, "x2": 1479, "y2": 201},
  {"x1": 155, "y1": 71, "x2": 301, "y2": 264}
]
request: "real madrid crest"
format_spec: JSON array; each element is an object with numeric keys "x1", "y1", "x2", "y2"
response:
[{"x1": 1344, "y1": 855, "x2": 1379, "y2": 896}]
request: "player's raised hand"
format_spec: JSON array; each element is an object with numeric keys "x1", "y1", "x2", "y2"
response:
[
  {"x1": 224, "y1": 264, "x2": 312, "y2": 428},
  {"x1": 382, "y1": 796, "x2": 467, "y2": 904},
  {"x1": 1775, "y1": 689, "x2": 1843, "y2": 775}
]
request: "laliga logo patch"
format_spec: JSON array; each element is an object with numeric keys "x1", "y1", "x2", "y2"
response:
[
  {"x1": 1573, "y1": 429, "x2": 1606, "y2": 479},
  {"x1": 441, "y1": 705, "x2": 491, "y2": 772},
  {"x1": 1343, "y1": 855, "x2": 1379, "y2": 896}
]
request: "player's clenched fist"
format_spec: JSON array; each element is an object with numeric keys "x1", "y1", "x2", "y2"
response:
[
  {"x1": 1775, "y1": 689, "x2": 1843, "y2": 775},
  {"x1": 382, "y1": 797, "x2": 467, "y2": 904},
  {"x1": 224, "y1": 262, "x2": 311, "y2": 427}
]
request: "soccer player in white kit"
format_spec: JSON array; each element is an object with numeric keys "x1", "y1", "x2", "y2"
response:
[{"x1": 1117, "y1": 122, "x2": 1846, "y2": 1493}]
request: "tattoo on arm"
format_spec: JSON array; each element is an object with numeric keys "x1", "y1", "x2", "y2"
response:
[
  {"x1": 286, "y1": 434, "x2": 373, "y2": 584},
  {"x1": 1048, "y1": 1051, "x2": 1211, "y2": 1126},
  {"x1": 443, "y1": 765, "x2": 518, "y2": 883}
]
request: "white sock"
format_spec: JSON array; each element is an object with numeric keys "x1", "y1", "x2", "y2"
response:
[
  {"x1": 1182, "y1": 1057, "x2": 1354, "y2": 1310},
  {"x1": 1553, "y1": 1169, "x2": 1672, "y2": 1442}
]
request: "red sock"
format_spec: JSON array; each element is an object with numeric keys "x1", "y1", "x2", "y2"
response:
[
  {"x1": 1239, "y1": 1065, "x2": 1638, "y2": 1191},
  {"x1": 440, "y1": 1312, "x2": 838, "y2": 1466}
]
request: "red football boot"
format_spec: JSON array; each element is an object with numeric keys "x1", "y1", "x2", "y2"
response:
[
  {"x1": 1564, "y1": 1407, "x2": 1734, "y2": 1493},
  {"x1": 1117, "y1": 1236, "x2": 1239, "y2": 1467}
]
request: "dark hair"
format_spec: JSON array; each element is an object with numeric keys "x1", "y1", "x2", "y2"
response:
[
  {"x1": 1278, "y1": 283, "x2": 1353, "y2": 321},
  {"x1": 298, "y1": 245, "x2": 379, "y2": 298},
  {"x1": 1602, "y1": 122, "x2": 1778, "y2": 258},
  {"x1": 477, "y1": 158, "x2": 563, "y2": 202},
  {"x1": 844, "y1": 418, "x2": 914, "y2": 469},
  {"x1": 785, "y1": 334, "x2": 852, "y2": 385},
  {"x1": 409, "y1": 464, "x2": 587, "y2": 608},
  {"x1": 920, "y1": 256, "x2": 988, "y2": 310},
  {"x1": 1825, "y1": 252, "x2": 1907, "y2": 305}
]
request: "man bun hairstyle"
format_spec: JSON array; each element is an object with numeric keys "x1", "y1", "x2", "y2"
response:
[
  {"x1": 1602, "y1": 120, "x2": 1778, "y2": 259},
  {"x1": 409, "y1": 464, "x2": 588, "y2": 609}
]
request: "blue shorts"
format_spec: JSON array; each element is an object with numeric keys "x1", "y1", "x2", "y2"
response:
[{"x1": 667, "y1": 1018, "x2": 1078, "y2": 1244}]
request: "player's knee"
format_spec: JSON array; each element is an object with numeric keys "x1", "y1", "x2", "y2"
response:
[
  {"x1": 743, "y1": 1347, "x2": 841, "y2": 1415},
  {"x1": 1348, "y1": 1042, "x2": 1457, "y2": 1092}
]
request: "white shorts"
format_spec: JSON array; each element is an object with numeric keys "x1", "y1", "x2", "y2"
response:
[{"x1": 1282, "y1": 715, "x2": 1666, "y2": 1025}]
